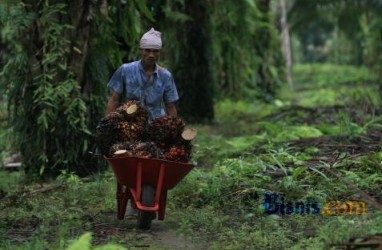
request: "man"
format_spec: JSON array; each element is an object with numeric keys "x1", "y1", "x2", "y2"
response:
[
  {"x1": 105, "y1": 28, "x2": 179, "y2": 119},
  {"x1": 105, "y1": 28, "x2": 178, "y2": 218}
]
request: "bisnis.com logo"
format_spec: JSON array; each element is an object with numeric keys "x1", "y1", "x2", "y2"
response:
[{"x1": 262, "y1": 192, "x2": 367, "y2": 216}]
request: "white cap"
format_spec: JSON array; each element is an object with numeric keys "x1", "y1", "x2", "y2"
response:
[{"x1": 139, "y1": 28, "x2": 162, "y2": 49}]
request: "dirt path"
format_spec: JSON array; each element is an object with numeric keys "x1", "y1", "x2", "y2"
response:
[
  {"x1": 131, "y1": 220, "x2": 205, "y2": 250},
  {"x1": 92, "y1": 212, "x2": 208, "y2": 250},
  {"x1": 1, "y1": 211, "x2": 207, "y2": 250}
]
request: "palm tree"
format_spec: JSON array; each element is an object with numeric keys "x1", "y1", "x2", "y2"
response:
[
  {"x1": 288, "y1": 0, "x2": 382, "y2": 92},
  {"x1": 0, "y1": 0, "x2": 151, "y2": 177}
]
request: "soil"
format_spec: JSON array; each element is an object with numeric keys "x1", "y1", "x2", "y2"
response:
[{"x1": 2, "y1": 212, "x2": 208, "y2": 249}]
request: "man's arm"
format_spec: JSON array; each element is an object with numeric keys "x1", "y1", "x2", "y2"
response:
[
  {"x1": 165, "y1": 102, "x2": 177, "y2": 117},
  {"x1": 105, "y1": 91, "x2": 121, "y2": 116}
]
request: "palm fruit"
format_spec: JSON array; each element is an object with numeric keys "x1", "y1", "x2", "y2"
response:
[
  {"x1": 117, "y1": 120, "x2": 147, "y2": 141},
  {"x1": 164, "y1": 146, "x2": 190, "y2": 162},
  {"x1": 116, "y1": 100, "x2": 148, "y2": 124},
  {"x1": 148, "y1": 116, "x2": 185, "y2": 143},
  {"x1": 133, "y1": 141, "x2": 164, "y2": 159},
  {"x1": 116, "y1": 100, "x2": 149, "y2": 141},
  {"x1": 109, "y1": 141, "x2": 136, "y2": 157},
  {"x1": 164, "y1": 128, "x2": 197, "y2": 162},
  {"x1": 95, "y1": 104, "x2": 196, "y2": 163},
  {"x1": 95, "y1": 112, "x2": 126, "y2": 156}
]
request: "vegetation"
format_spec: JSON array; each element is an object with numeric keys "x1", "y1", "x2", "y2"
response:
[
  {"x1": 0, "y1": 0, "x2": 283, "y2": 177},
  {"x1": 1, "y1": 0, "x2": 382, "y2": 249},
  {"x1": 1, "y1": 64, "x2": 382, "y2": 249},
  {"x1": 289, "y1": 0, "x2": 382, "y2": 91},
  {"x1": 0, "y1": 1, "x2": 152, "y2": 178},
  {"x1": 170, "y1": 64, "x2": 382, "y2": 249}
]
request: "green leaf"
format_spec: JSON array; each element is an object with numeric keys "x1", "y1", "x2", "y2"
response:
[
  {"x1": 292, "y1": 167, "x2": 307, "y2": 179},
  {"x1": 94, "y1": 244, "x2": 128, "y2": 250},
  {"x1": 309, "y1": 167, "x2": 328, "y2": 180},
  {"x1": 134, "y1": 0, "x2": 154, "y2": 21},
  {"x1": 37, "y1": 112, "x2": 49, "y2": 129},
  {"x1": 39, "y1": 165, "x2": 45, "y2": 176},
  {"x1": 67, "y1": 232, "x2": 92, "y2": 250}
]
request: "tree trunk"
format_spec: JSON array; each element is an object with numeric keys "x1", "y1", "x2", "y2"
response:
[
  {"x1": 280, "y1": 0, "x2": 294, "y2": 90},
  {"x1": 255, "y1": 0, "x2": 285, "y2": 102},
  {"x1": 171, "y1": 0, "x2": 214, "y2": 122}
]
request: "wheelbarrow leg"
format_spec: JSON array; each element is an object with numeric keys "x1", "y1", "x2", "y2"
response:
[{"x1": 116, "y1": 182, "x2": 129, "y2": 220}]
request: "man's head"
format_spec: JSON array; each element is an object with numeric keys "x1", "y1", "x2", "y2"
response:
[
  {"x1": 139, "y1": 28, "x2": 162, "y2": 67},
  {"x1": 140, "y1": 28, "x2": 162, "y2": 50}
]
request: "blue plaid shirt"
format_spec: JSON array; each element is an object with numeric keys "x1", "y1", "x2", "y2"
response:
[{"x1": 107, "y1": 60, "x2": 179, "y2": 120}]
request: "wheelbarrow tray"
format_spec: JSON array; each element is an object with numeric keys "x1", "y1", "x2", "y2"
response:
[
  {"x1": 106, "y1": 156, "x2": 193, "y2": 189},
  {"x1": 106, "y1": 156, "x2": 194, "y2": 221}
]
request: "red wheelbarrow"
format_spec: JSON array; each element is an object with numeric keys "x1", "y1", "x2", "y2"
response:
[{"x1": 106, "y1": 156, "x2": 194, "y2": 229}]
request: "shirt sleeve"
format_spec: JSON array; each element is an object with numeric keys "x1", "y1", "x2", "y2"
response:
[
  {"x1": 107, "y1": 65, "x2": 124, "y2": 94},
  {"x1": 163, "y1": 73, "x2": 179, "y2": 103}
]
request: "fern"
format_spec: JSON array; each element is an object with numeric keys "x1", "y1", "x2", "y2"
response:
[{"x1": 67, "y1": 232, "x2": 127, "y2": 250}]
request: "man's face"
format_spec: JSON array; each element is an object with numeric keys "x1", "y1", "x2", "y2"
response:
[{"x1": 140, "y1": 48, "x2": 161, "y2": 67}]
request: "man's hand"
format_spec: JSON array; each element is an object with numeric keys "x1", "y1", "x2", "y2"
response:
[
  {"x1": 105, "y1": 91, "x2": 121, "y2": 116},
  {"x1": 165, "y1": 102, "x2": 177, "y2": 117}
]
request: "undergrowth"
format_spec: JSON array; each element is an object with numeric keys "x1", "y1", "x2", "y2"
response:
[
  {"x1": 1, "y1": 64, "x2": 382, "y2": 249},
  {"x1": 172, "y1": 64, "x2": 382, "y2": 249}
]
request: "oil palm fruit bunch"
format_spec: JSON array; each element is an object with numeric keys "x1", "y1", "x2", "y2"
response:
[
  {"x1": 96, "y1": 104, "x2": 197, "y2": 163},
  {"x1": 132, "y1": 142, "x2": 164, "y2": 159},
  {"x1": 163, "y1": 128, "x2": 197, "y2": 162},
  {"x1": 109, "y1": 141, "x2": 136, "y2": 157},
  {"x1": 95, "y1": 112, "x2": 126, "y2": 156},
  {"x1": 118, "y1": 121, "x2": 146, "y2": 141},
  {"x1": 116, "y1": 100, "x2": 148, "y2": 124},
  {"x1": 164, "y1": 146, "x2": 189, "y2": 162},
  {"x1": 115, "y1": 100, "x2": 149, "y2": 140},
  {"x1": 148, "y1": 116, "x2": 185, "y2": 143}
]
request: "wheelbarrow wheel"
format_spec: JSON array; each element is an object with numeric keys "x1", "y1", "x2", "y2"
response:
[{"x1": 137, "y1": 185, "x2": 155, "y2": 230}]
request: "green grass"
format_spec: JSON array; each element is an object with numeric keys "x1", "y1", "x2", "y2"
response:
[{"x1": 0, "y1": 171, "x2": 118, "y2": 249}]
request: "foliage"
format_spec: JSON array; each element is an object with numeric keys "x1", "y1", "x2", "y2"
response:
[
  {"x1": 293, "y1": 64, "x2": 377, "y2": 87},
  {"x1": 0, "y1": 1, "x2": 151, "y2": 178},
  {"x1": 171, "y1": 151, "x2": 382, "y2": 248},
  {"x1": 0, "y1": 100, "x2": 12, "y2": 162},
  {"x1": 209, "y1": 0, "x2": 285, "y2": 101},
  {"x1": 364, "y1": 15, "x2": 382, "y2": 96},
  {"x1": 67, "y1": 232, "x2": 127, "y2": 250},
  {"x1": 193, "y1": 69, "x2": 380, "y2": 167},
  {"x1": 275, "y1": 125, "x2": 323, "y2": 141},
  {"x1": 213, "y1": 99, "x2": 276, "y2": 136},
  {"x1": 171, "y1": 146, "x2": 381, "y2": 249},
  {"x1": 1, "y1": 2, "x2": 87, "y2": 177},
  {"x1": 158, "y1": 0, "x2": 215, "y2": 122},
  {"x1": 0, "y1": 171, "x2": 24, "y2": 193},
  {"x1": 0, "y1": 171, "x2": 118, "y2": 249},
  {"x1": 289, "y1": 0, "x2": 382, "y2": 66},
  {"x1": 290, "y1": 64, "x2": 380, "y2": 110},
  {"x1": 148, "y1": 0, "x2": 284, "y2": 122},
  {"x1": 1, "y1": 63, "x2": 382, "y2": 248},
  {"x1": 288, "y1": 0, "x2": 382, "y2": 101},
  {"x1": 0, "y1": 0, "x2": 289, "y2": 179},
  {"x1": 170, "y1": 65, "x2": 382, "y2": 247},
  {"x1": 215, "y1": 99, "x2": 275, "y2": 122},
  {"x1": 1, "y1": 0, "x2": 382, "y2": 248}
]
